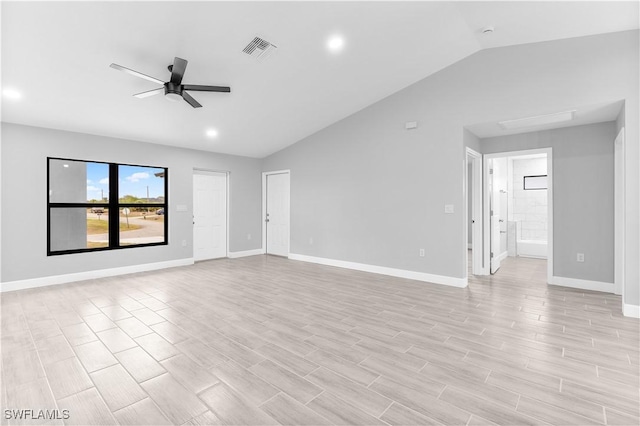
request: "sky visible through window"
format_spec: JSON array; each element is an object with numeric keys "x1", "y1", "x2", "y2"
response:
[{"x1": 86, "y1": 163, "x2": 165, "y2": 202}]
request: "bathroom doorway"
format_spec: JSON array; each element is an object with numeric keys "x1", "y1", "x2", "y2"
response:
[{"x1": 483, "y1": 148, "x2": 553, "y2": 282}]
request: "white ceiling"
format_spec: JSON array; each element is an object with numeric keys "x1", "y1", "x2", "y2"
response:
[{"x1": 2, "y1": 2, "x2": 638, "y2": 158}]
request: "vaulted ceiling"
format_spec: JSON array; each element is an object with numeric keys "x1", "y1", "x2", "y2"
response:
[{"x1": 2, "y1": 2, "x2": 638, "y2": 157}]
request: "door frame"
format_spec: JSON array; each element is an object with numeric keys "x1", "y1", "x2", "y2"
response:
[
  {"x1": 193, "y1": 168, "x2": 230, "y2": 260},
  {"x1": 262, "y1": 170, "x2": 291, "y2": 256},
  {"x1": 465, "y1": 147, "x2": 483, "y2": 277},
  {"x1": 614, "y1": 128, "x2": 625, "y2": 300},
  {"x1": 483, "y1": 148, "x2": 553, "y2": 282}
]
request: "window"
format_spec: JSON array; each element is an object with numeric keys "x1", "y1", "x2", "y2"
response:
[
  {"x1": 47, "y1": 158, "x2": 167, "y2": 255},
  {"x1": 523, "y1": 175, "x2": 547, "y2": 190}
]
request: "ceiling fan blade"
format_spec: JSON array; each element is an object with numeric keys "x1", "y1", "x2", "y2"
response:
[
  {"x1": 170, "y1": 57, "x2": 188, "y2": 85},
  {"x1": 182, "y1": 92, "x2": 202, "y2": 108},
  {"x1": 110, "y1": 63, "x2": 164, "y2": 85},
  {"x1": 183, "y1": 84, "x2": 231, "y2": 93},
  {"x1": 133, "y1": 87, "x2": 164, "y2": 98}
]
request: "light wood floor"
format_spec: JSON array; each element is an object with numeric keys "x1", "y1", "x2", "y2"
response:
[{"x1": 1, "y1": 255, "x2": 639, "y2": 425}]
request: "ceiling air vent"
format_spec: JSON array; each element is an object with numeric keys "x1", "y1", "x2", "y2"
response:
[{"x1": 243, "y1": 37, "x2": 277, "y2": 61}]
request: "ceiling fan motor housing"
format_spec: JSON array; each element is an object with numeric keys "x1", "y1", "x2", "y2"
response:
[{"x1": 164, "y1": 82, "x2": 183, "y2": 102}]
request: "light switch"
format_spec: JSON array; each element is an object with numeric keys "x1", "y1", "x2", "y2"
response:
[{"x1": 444, "y1": 204, "x2": 454, "y2": 214}]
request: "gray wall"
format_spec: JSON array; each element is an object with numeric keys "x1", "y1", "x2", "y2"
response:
[
  {"x1": 464, "y1": 128, "x2": 481, "y2": 153},
  {"x1": 1, "y1": 123, "x2": 262, "y2": 282},
  {"x1": 262, "y1": 30, "x2": 638, "y2": 291},
  {"x1": 482, "y1": 122, "x2": 616, "y2": 283}
]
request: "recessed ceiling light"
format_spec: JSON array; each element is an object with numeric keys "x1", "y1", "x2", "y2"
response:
[
  {"x1": 63, "y1": 164, "x2": 70, "y2": 168},
  {"x1": 327, "y1": 35, "x2": 345, "y2": 53},
  {"x1": 2, "y1": 88, "x2": 22, "y2": 100},
  {"x1": 498, "y1": 110, "x2": 576, "y2": 130},
  {"x1": 206, "y1": 129, "x2": 218, "y2": 138}
]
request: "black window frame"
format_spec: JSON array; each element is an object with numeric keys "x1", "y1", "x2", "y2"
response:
[
  {"x1": 523, "y1": 174, "x2": 548, "y2": 190},
  {"x1": 47, "y1": 157, "x2": 168, "y2": 256}
]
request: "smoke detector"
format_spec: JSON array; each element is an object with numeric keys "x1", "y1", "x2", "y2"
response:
[{"x1": 243, "y1": 36, "x2": 278, "y2": 61}]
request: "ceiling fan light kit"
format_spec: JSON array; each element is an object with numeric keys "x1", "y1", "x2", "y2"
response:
[{"x1": 110, "y1": 57, "x2": 230, "y2": 108}]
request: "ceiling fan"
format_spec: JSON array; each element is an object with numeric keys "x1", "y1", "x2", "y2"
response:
[{"x1": 110, "y1": 57, "x2": 230, "y2": 108}]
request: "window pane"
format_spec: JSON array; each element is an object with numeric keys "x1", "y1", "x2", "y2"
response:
[
  {"x1": 49, "y1": 159, "x2": 109, "y2": 203},
  {"x1": 524, "y1": 175, "x2": 547, "y2": 190},
  {"x1": 118, "y1": 165, "x2": 165, "y2": 203},
  {"x1": 50, "y1": 208, "x2": 110, "y2": 251},
  {"x1": 119, "y1": 207, "x2": 164, "y2": 246}
]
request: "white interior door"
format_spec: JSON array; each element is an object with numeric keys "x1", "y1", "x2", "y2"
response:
[
  {"x1": 467, "y1": 149, "x2": 483, "y2": 276},
  {"x1": 469, "y1": 150, "x2": 484, "y2": 275},
  {"x1": 266, "y1": 172, "x2": 290, "y2": 256},
  {"x1": 193, "y1": 171, "x2": 227, "y2": 261},
  {"x1": 489, "y1": 160, "x2": 501, "y2": 274}
]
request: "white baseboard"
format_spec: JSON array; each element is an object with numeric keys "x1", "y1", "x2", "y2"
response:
[
  {"x1": 289, "y1": 253, "x2": 467, "y2": 288},
  {"x1": 1, "y1": 258, "x2": 194, "y2": 293},
  {"x1": 228, "y1": 249, "x2": 265, "y2": 259},
  {"x1": 623, "y1": 303, "x2": 640, "y2": 318},
  {"x1": 550, "y1": 276, "x2": 614, "y2": 293},
  {"x1": 496, "y1": 251, "x2": 508, "y2": 262}
]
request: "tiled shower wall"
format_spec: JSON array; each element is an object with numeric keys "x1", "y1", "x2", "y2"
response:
[{"x1": 512, "y1": 157, "x2": 547, "y2": 241}]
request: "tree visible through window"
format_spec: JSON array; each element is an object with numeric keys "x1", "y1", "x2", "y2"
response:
[{"x1": 47, "y1": 158, "x2": 168, "y2": 255}]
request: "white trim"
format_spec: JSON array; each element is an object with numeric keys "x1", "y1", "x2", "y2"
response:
[
  {"x1": 262, "y1": 170, "x2": 291, "y2": 257},
  {"x1": 547, "y1": 149, "x2": 554, "y2": 283},
  {"x1": 289, "y1": 253, "x2": 467, "y2": 288},
  {"x1": 496, "y1": 251, "x2": 508, "y2": 263},
  {"x1": 623, "y1": 304, "x2": 640, "y2": 318},
  {"x1": 1, "y1": 258, "x2": 194, "y2": 293},
  {"x1": 484, "y1": 148, "x2": 553, "y2": 282},
  {"x1": 228, "y1": 249, "x2": 265, "y2": 259},
  {"x1": 614, "y1": 127, "x2": 625, "y2": 299},
  {"x1": 549, "y1": 276, "x2": 614, "y2": 293},
  {"x1": 465, "y1": 147, "x2": 483, "y2": 277},
  {"x1": 226, "y1": 172, "x2": 231, "y2": 258}
]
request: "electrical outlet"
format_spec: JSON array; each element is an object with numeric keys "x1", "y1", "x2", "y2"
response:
[
  {"x1": 247, "y1": 234, "x2": 251, "y2": 240},
  {"x1": 419, "y1": 248, "x2": 425, "y2": 257},
  {"x1": 577, "y1": 253, "x2": 585, "y2": 262},
  {"x1": 309, "y1": 237, "x2": 314, "y2": 245},
  {"x1": 181, "y1": 240, "x2": 187, "y2": 247},
  {"x1": 444, "y1": 204, "x2": 454, "y2": 214}
]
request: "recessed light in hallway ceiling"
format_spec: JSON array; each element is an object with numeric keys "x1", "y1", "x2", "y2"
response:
[
  {"x1": 2, "y1": 88, "x2": 22, "y2": 100},
  {"x1": 327, "y1": 35, "x2": 345, "y2": 53},
  {"x1": 498, "y1": 110, "x2": 576, "y2": 130}
]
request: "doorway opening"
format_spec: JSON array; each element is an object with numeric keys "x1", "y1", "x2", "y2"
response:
[
  {"x1": 262, "y1": 170, "x2": 290, "y2": 257},
  {"x1": 193, "y1": 170, "x2": 228, "y2": 261},
  {"x1": 483, "y1": 148, "x2": 553, "y2": 282}
]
